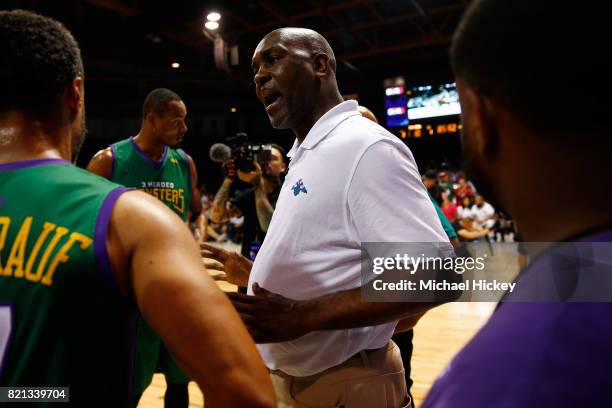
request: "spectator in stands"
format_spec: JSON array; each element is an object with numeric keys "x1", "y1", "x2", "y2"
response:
[
  {"x1": 454, "y1": 216, "x2": 490, "y2": 242},
  {"x1": 453, "y1": 177, "x2": 475, "y2": 201},
  {"x1": 471, "y1": 194, "x2": 496, "y2": 229},
  {"x1": 440, "y1": 191, "x2": 458, "y2": 223},
  {"x1": 227, "y1": 204, "x2": 245, "y2": 244},
  {"x1": 457, "y1": 196, "x2": 474, "y2": 220},
  {"x1": 195, "y1": 192, "x2": 213, "y2": 243},
  {"x1": 438, "y1": 171, "x2": 454, "y2": 199}
]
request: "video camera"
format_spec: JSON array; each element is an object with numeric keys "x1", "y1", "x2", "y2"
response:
[{"x1": 226, "y1": 133, "x2": 273, "y2": 172}]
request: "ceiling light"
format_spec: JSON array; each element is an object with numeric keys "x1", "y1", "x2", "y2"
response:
[
  {"x1": 207, "y1": 12, "x2": 221, "y2": 22},
  {"x1": 171, "y1": 62, "x2": 180, "y2": 69},
  {"x1": 205, "y1": 21, "x2": 219, "y2": 30}
]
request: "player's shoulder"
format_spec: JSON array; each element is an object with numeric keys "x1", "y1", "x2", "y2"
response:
[
  {"x1": 171, "y1": 147, "x2": 191, "y2": 162},
  {"x1": 91, "y1": 146, "x2": 114, "y2": 162},
  {"x1": 110, "y1": 137, "x2": 132, "y2": 149},
  {"x1": 44, "y1": 163, "x2": 123, "y2": 196},
  {"x1": 86, "y1": 146, "x2": 115, "y2": 178},
  {"x1": 111, "y1": 189, "x2": 186, "y2": 233},
  {"x1": 170, "y1": 148, "x2": 198, "y2": 173},
  {"x1": 106, "y1": 137, "x2": 135, "y2": 159}
]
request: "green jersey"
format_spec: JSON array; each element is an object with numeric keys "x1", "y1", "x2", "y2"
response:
[
  {"x1": 110, "y1": 137, "x2": 191, "y2": 220},
  {"x1": 0, "y1": 158, "x2": 136, "y2": 407},
  {"x1": 110, "y1": 137, "x2": 192, "y2": 393}
]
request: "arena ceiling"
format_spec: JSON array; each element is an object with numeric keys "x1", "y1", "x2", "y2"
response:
[{"x1": 5, "y1": 0, "x2": 467, "y2": 85}]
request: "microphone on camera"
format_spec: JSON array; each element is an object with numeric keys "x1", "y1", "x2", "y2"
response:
[{"x1": 209, "y1": 143, "x2": 231, "y2": 163}]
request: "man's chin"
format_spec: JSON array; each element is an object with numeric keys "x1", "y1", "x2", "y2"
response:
[
  {"x1": 268, "y1": 112, "x2": 290, "y2": 129},
  {"x1": 168, "y1": 139, "x2": 182, "y2": 149}
]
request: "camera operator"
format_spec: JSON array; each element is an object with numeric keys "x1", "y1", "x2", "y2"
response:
[{"x1": 210, "y1": 144, "x2": 287, "y2": 264}]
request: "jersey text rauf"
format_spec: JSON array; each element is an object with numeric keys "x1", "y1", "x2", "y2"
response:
[{"x1": 0, "y1": 216, "x2": 92, "y2": 286}]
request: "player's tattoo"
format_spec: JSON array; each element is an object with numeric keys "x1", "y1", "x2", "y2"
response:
[{"x1": 254, "y1": 187, "x2": 274, "y2": 232}]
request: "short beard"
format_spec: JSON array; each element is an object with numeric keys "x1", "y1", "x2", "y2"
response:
[{"x1": 71, "y1": 115, "x2": 88, "y2": 163}]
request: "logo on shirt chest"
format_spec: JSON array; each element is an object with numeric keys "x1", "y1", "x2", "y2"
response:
[{"x1": 291, "y1": 178, "x2": 308, "y2": 196}]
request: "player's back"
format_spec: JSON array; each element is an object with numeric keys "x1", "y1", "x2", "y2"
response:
[{"x1": 0, "y1": 158, "x2": 136, "y2": 407}]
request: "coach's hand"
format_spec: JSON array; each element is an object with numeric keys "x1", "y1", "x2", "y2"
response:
[
  {"x1": 228, "y1": 283, "x2": 312, "y2": 343},
  {"x1": 200, "y1": 243, "x2": 253, "y2": 287}
]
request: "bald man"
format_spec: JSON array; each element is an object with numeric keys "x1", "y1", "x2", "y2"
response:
[{"x1": 224, "y1": 27, "x2": 451, "y2": 407}]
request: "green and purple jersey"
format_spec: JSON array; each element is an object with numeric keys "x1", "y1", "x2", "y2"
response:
[
  {"x1": 0, "y1": 158, "x2": 136, "y2": 407},
  {"x1": 110, "y1": 137, "x2": 191, "y2": 221}
]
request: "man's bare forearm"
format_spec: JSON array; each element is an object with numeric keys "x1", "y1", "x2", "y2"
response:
[
  {"x1": 211, "y1": 179, "x2": 232, "y2": 221},
  {"x1": 299, "y1": 287, "x2": 441, "y2": 332},
  {"x1": 254, "y1": 185, "x2": 274, "y2": 232}
]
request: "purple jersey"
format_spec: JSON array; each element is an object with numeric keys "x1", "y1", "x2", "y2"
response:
[{"x1": 423, "y1": 229, "x2": 612, "y2": 408}]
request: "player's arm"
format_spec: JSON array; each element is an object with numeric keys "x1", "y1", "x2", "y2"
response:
[
  {"x1": 107, "y1": 191, "x2": 275, "y2": 408},
  {"x1": 186, "y1": 155, "x2": 202, "y2": 221},
  {"x1": 86, "y1": 147, "x2": 113, "y2": 180}
]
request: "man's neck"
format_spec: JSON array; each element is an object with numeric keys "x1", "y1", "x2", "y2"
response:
[
  {"x1": 508, "y1": 187, "x2": 612, "y2": 242},
  {"x1": 292, "y1": 93, "x2": 344, "y2": 144},
  {"x1": 0, "y1": 113, "x2": 70, "y2": 163},
  {"x1": 133, "y1": 130, "x2": 166, "y2": 161}
]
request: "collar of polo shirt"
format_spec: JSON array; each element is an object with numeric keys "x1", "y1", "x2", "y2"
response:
[{"x1": 287, "y1": 100, "x2": 361, "y2": 159}]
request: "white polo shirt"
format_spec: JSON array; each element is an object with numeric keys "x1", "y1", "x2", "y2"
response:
[{"x1": 248, "y1": 100, "x2": 449, "y2": 376}]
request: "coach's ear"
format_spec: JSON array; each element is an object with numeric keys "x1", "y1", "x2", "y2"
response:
[{"x1": 312, "y1": 52, "x2": 332, "y2": 79}]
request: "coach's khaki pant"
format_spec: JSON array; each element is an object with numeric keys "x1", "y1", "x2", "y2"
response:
[{"x1": 270, "y1": 341, "x2": 410, "y2": 408}]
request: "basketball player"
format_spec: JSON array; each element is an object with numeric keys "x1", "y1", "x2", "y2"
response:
[
  {"x1": 423, "y1": 0, "x2": 612, "y2": 405},
  {"x1": 87, "y1": 89, "x2": 201, "y2": 407},
  {"x1": 0, "y1": 10, "x2": 275, "y2": 408}
]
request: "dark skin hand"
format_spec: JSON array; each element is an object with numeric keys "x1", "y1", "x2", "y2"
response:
[
  {"x1": 228, "y1": 283, "x2": 311, "y2": 343},
  {"x1": 229, "y1": 283, "x2": 438, "y2": 344},
  {"x1": 203, "y1": 245, "x2": 441, "y2": 342}
]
